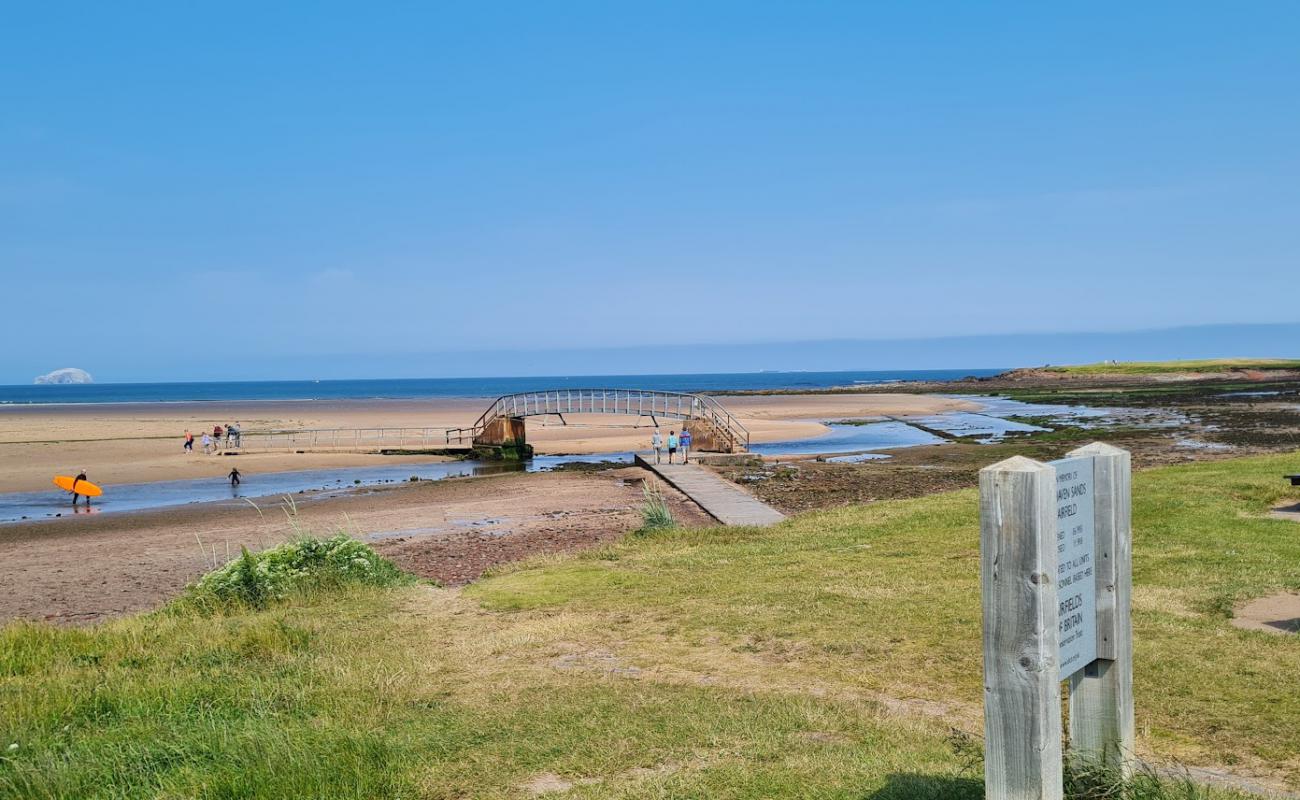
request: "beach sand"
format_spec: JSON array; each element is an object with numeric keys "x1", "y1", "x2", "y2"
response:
[
  {"x1": 0, "y1": 393, "x2": 978, "y2": 494},
  {"x1": 0, "y1": 468, "x2": 710, "y2": 624}
]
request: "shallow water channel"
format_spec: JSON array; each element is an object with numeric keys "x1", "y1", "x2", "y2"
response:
[{"x1": 0, "y1": 454, "x2": 631, "y2": 524}]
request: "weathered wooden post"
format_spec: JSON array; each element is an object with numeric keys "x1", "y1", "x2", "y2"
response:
[
  {"x1": 980, "y1": 444, "x2": 1134, "y2": 798},
  {"x1": 980, "y1": 456, "x2": 1064, "y2": 799},
  {"x1": 1066, "y1": 443, "x2": 1135, "y2": 776}
]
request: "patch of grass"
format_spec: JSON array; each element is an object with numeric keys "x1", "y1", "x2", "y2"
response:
[
  {"x1": 472, "y1": 451, "x2": 1300, "y2": 787},
  {"x1": 3, "y1": 454, "x2": 1299, "y2": 797},
  {"x1": 180, "y1": 533, "x2": 407, "y2": 611},
  {"x1": 638, "y1": 480, "x2": 675, "y2": 531}
]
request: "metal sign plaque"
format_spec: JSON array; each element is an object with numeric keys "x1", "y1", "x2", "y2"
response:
[{"x1": 1051, "y1": 456, "x2": 1097, "y2": 679}]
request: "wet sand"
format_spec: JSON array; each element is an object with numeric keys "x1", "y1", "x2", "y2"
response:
[
  {"x1": 0, "y1": 467, "x2": 710, "y2": 625},
  {"x1": 0, "y1": 393, "x2": 977, "y2": 493}
]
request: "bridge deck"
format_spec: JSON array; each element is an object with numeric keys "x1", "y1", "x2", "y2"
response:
[{"x1": 636, "y1": 455, "x2": 786, "y2": 527}]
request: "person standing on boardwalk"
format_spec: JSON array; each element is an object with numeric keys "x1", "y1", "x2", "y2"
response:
[
  {"x1": 70, "y1": 469, "x2": 89, "y2": 506},
  {"x1": 667, "y1": 430, "x2": 679, "y2": 464},
  {"x1": 228, "y1": 467, "x2": 241, "y2": 486},
  {"x1": 680, "y1": 428, "x2": 692, "y2": 463},
  {"x1": 651, "y1": 428, "x2": 663, "y2": 464}
]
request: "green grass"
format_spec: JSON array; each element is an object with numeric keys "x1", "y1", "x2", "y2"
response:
[
  {"x1": 4, "y1": 453, "x2": 1300, "y2": 797},
  {"x1": 638, "y1": 480, "x2": 675, "y2": 531},
  {"x1": 1042, "y1": 359, "x2": 1300, "y2": 375}
]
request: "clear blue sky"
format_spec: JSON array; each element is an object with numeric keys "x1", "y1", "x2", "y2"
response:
[{"x1": 2, "y1": 2, "x2": 1297, "y2": 382}]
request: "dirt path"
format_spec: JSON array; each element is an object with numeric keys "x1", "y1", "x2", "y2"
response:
[
  {"x1": 1232, "y1": 592, "x2": 1300, "y2": 635},
  {"x1": 0, "y1": 467, "x2": 708, "y2": 625}
]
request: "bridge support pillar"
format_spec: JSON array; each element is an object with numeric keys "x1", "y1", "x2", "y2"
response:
[
  {"x1": 684, "y1": 420, "x2": 742, "y2": 454},
  {"x1": 473, "y1": 416, "x2": 532, "y2": 460}
]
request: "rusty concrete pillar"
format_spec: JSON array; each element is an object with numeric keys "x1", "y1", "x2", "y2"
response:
[{"x1": 473, "y1": 416, "x2": 531, "y2": 459}]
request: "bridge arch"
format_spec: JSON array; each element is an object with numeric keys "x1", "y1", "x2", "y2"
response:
[{"x1": 466, "y1": 388, "x2": 750, "y2": 454}]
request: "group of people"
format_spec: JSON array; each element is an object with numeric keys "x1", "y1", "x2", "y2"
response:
[
  {"x1": 183, "y1": 422, "x2": 242, "y2": 454},
  {"x1": 650, "y1": 428, "x2": 692, "y2": 464}
]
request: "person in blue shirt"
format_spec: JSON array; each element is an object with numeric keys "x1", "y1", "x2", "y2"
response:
[
  {"x1": 679, "y1": 429, "x2": 693, "y2": 463},
  {"x1": 667, "y1": 431, "x2": 679, "y2": 464}
]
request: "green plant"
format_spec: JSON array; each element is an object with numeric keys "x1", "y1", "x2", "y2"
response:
[
  {"x1": 185, "y1": 534, "x2": 405, "y2": 610},
  {"x1": 639, "y1": 480, "x2": 675, "y2": 531},
  {"x1": 1066, "y1": 761, "x2": 1215, "y2": 800}
]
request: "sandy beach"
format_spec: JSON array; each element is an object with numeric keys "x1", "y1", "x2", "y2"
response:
[{"x1": 0, "y1": 393, "x2": 977, "y2": 494}]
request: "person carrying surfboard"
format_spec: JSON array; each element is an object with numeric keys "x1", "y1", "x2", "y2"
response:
[{"x1": 71, "y1": 470, "x2": 89, "y2": 506}]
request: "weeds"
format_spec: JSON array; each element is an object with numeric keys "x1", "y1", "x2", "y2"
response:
[
  {"x1": 1066, "y1": 761, "x2": 1218, "y2": 800},
  {"x1": 182, "y1": 534, "x2": 405, "y2": 611},
  {"x1": 639, "y1": 480, "x2": 675, "y2": 531}
]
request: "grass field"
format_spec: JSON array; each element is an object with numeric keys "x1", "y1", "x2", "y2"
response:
[
  {"x1": 3, "y1": 452, "x2": 1300, "y2": 798},
  {"x1": 1042, "y1": 359, "x2": 1300, "y2": 375}
]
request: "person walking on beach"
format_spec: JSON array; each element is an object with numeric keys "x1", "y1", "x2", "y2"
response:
[
  {"x1": 680, "y1": 428, "x2": 693, "y2": 464},
  {"x1": 201, "y1": 432, "x2": 212, "y2": 455},
  {"x1": 184, "y1": 430, "x2": 194, "y2": 452},
  {"x1": 228, "y1": 467, "x2": 241, "y2": 486},
  {"x1": 651, "y1": 428, "x2": 663, "y2": 464},
  {"x1": 224, "y1": 424, "x2": 234, "y2": 448},
  {"x1": 667, "y1": 430, "x2": 679, "y2": 464},
  {"x1": 232, "y1": 422, "x2": 242, "y2": 448},
  {"x1": 213, "y1": 425, "x2": 223, "y2": 450},
  {"x1": 70, "y1": 469, "x2": 90, "y2": 506}
]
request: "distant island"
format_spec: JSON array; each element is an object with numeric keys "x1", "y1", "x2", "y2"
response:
[{"x1": 34, "y1": 367, "x2": 94, "y2": 385}]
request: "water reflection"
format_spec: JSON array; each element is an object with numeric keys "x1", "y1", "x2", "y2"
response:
[{"x1": 751, "y1": 421, "x2": 945, "y2": 457}]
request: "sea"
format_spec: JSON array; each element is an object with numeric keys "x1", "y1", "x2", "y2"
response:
[{"x1": 0, "y1": 369, "x2": 1004, "y2": 405}]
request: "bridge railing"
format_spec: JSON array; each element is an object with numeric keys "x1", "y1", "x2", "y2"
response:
[
  {"x1": 473, "y1": 388, "x2": 750, "y2": 450},
  {"x1": 235, "y1": 390, "x2": 751, "y2": 453}
]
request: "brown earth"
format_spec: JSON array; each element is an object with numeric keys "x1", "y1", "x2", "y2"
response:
[{"x1": 0, "y1": 467, "x2": 709, "y2": 625}]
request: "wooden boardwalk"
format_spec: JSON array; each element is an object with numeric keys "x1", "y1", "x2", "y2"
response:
[{"x1": 635, "y1": 455, "x2": 786, "y2": 527}]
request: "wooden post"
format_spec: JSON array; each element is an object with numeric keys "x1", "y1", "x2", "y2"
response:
[
  {"x1": 981, "y1": 455, "x2": 1063, "y2": 800},
  {"x1": 1067, "y1": 443, "x2": 1135, "y2": 775}
]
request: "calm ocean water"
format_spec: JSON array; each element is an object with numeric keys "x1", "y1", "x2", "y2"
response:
[{"x1": 0, "y1": 370, "x2": 1002, "y2": 405}]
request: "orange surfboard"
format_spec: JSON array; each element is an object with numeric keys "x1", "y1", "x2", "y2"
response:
[{"x1": 53, "y1": 475, "x2": 103, "y2": 497}]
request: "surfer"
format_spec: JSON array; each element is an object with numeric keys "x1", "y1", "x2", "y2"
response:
[
  {"x1": 228, "y1": 467, "x2": 242, "y2": 486},
  {"x1": 71, "y1": 470, "x2": 89, "y2": 506}
]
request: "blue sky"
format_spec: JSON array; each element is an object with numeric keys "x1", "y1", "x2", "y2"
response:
[{"x1": 2, "y1": 2, "x2": 1298, "y2": 382}]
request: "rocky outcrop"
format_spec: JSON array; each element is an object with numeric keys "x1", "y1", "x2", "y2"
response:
[{"x1": 34, "y1": 368, "x2": 94, "y2": 385}]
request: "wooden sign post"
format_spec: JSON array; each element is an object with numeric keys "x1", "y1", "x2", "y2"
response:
[{"x1": 980, "y1": 443, "x2": 1134, "y2": 799}]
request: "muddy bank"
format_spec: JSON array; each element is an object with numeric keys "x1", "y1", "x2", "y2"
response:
[
  {"x1": 712, "y1": 368, "x2": 1300, "y2": 514},
  {"x1": 0, "y1": 468, "x2": 708, "y2": 625}
]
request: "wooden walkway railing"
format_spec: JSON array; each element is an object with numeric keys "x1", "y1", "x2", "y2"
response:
[{"x1": 236, "y1": 427, "x2": 475, "y2": 452}]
